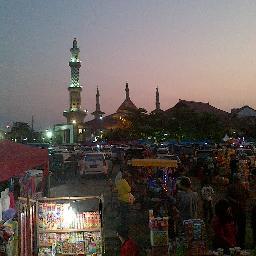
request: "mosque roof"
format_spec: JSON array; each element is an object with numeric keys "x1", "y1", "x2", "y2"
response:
[{"x1": 116, "y1": 98, "x2": 138, "y2": 113}]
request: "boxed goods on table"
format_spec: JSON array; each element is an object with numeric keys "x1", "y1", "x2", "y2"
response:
[
  {"x1": 149, "y1": 210, "x2": 169, "y2": 247},
  {"x1": 150, "y1": 230, "x2": 168, "y2": 246},
  {"x1": 38, "y1": 231, "x2": 102, "y2": 255},
  {"x1": 183, "y1": 219, "x2": 207, "y2": 256},
  {"x1": 183, "y1": 219, "x2": 205, "y2": 242}
]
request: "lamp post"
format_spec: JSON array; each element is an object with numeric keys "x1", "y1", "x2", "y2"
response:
[{"x1": 72, "y1": 120, "x2": 77, "y2": 144}]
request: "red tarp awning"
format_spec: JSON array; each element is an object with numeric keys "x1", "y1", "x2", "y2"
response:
[{"x1": 0, "y1": 140, "x2": 49, "y2": 182}]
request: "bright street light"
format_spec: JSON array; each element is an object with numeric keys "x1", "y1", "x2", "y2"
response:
[{"x1": 46, "y1": 130, "x2": 53, "y2": 139}]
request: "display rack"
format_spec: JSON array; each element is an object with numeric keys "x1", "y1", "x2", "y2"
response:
[
  {"x1": 148, "y1": 210, "x2": 169, "y2": 256},
  {"x1": 36, "y1": 196, "x2": 104, "y2": 256}
]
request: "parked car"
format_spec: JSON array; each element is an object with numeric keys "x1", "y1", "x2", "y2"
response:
[
  {"x1": 101, "y1": 146, "x2": 112, "y2": 159},
  {"x1": 80, "y1": 153, "x2": 108, "y2": 176}
]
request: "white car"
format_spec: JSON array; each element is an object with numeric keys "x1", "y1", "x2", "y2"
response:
[{"x1": 80, "y1": 153, "x2": 108, "y2": 176}]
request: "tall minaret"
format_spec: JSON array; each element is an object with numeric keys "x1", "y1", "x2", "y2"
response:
[
  {"x1": 63, "y1": 38, "x2": 86, "y2": 124},
  {"x1": 125, "y1": 82, "x2": 130, "y2": 100},
  {"x1": 92, "y1": 86, "x2": 105, "y2": 120},
  {"x1": 156, "y1": 87, "x2": 160, "y2": 110}
]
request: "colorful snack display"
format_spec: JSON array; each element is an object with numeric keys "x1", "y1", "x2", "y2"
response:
[
  {"x1": 38, "y1": 203, "x2": 101, "y2": 230},
  {"x1": 38, "y1": 202, "x2": 102, "y2": 255}
]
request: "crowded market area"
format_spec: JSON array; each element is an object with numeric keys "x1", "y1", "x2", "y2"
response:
[
  {"x1": 0, "y1": 138, "x2": 256, "y2": 255},
  {"x1": 110, "y1": 139, "x2": 256, "y2": 255}
]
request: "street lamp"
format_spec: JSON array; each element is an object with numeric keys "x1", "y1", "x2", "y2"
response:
[
  {"x1": 46, "y1": 130, "x2": 53, "y2": 139},
  {"x1": 72, "y1": 120, "x2": 77, "y2": 124}
]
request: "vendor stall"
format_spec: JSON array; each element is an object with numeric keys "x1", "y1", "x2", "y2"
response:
[
  {"x1": 36, "y1": 196, "x2": 104, "y2": 256},
  {"x1": 128, "y1": 158, "x2": 178, "y2": 200},
  {"x1": 127, "y1": 159, "x2": 178, "y2": 255},
  {"x1": 0, "y1": 140, "x2": 49, "y2": 256}
]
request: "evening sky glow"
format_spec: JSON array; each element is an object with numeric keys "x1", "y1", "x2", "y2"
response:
[{"x1": 1, "y1": 0, "x2": 256, "y2": 129}]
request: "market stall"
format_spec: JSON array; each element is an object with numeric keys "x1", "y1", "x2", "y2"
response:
[
  {"x1": 127, "y1": 158, "x2": 178, "y2": 201},
  {"x1": 127, "y1": 159, "x2": 178, "y2": 255},
  {"x1": 0, "y1": 140, "x2": 49, "y2": 256},
  {"x1": 36, "y1": 196, "x2": 104, "y2": 256},
  {"x1": 18, "y1": 197, "x2": 37, "y2": 256}
]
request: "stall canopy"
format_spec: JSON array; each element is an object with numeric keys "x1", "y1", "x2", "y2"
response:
[
  {"x1": 129, "y1": 158, "x2": 177, "y2": 168},
  {"x1": 0, "y1": 140, "x2": 49, "y2": 182}
]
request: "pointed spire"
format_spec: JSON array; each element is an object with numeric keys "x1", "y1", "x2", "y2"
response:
[
  {"x1": 96, "y1": 86, "x2": 100, "y2": 111},
  {"x1": 125, "y1": 82, "x2": 130, "y2": 100},
  {"x1": 92, "y1": 86, "x2": 105, "y2": 119},
  {"x1": 73, "y1": 37, "x2": 78, "y2": 48},
  {"x1": 156, "y1": 86, "x2": 160, "y2": 110}
]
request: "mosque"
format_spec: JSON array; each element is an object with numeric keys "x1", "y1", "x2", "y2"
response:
[
  {"x1": 59, "y1": 38, "x2": 233, "y2": 143},
  {"x1": 58, "y1": 38, "x2": 161, "y2": 143}
]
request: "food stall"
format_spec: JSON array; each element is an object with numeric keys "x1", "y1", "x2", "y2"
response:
[{"x1": 36, "y1": 196, "x2": 104, "y2": 256}]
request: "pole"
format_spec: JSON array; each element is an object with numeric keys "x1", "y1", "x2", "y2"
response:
[{"x1": 31, "y1": 115, "x2": 34, "y2": 131}]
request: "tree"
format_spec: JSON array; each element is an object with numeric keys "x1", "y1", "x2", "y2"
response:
[
  {"x1": 123, "y1": 108, "x2": 149, "y2": 139},
  {"x1": 195, "y1": 112, "x2": 225, "y2": 141},
  {"x1": 7, "y1": 122, "x2": 33, "y2": 143}
]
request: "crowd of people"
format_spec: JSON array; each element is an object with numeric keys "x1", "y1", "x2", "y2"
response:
[{"x1": 113, "y1": 145, "x2": 256, "y2": 255}]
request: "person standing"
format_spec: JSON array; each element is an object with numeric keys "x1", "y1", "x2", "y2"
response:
[
  {"x1": 205, "y1": 156, "x2": 214, "y2": 183},
  {"x1": 116, "y1": 172, "x2": 132, "y2": 226},
  {"x1": 78, "y1": 156, "x2": 85, "y2": 176},
  {"x1": 116, "y1": 226, "x2": 139, "y2": 256},
  {"x1": 211, "y1": 199, "x2": 236, "y2": 254},
  {"x1": 176, "y1": 176, "x2": 199, "y2": 222},
  {"x1": 226, "y1": 175, "x2": 249, "y2": 248}
]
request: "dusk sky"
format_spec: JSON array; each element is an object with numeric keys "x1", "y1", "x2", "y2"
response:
[{"x1": 1, "y1": 0, "x2": 256, "y2": 130}]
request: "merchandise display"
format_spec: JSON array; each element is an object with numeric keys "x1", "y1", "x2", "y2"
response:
[
  {"x1": 38, "y1": 203, "x2": 101, "y2": 230},
  {"x1": 37, "y1": 199, "x2": 103, "y2": 256},
  {"x1": 38, "y1": 232, "x2": 101, "y2": 256},
  {"x1": 183, "y1": 219, "x2": 207, "y2": 256},
  {"x1": 149, "y1": 210, "x2": 169, "y2": 247},
  {"x1": 207, "y1": 247, "x2": 250, "y2": 256},
  {"x1": 238, "y1": 160, "x2": 250, "y2": 190}
]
